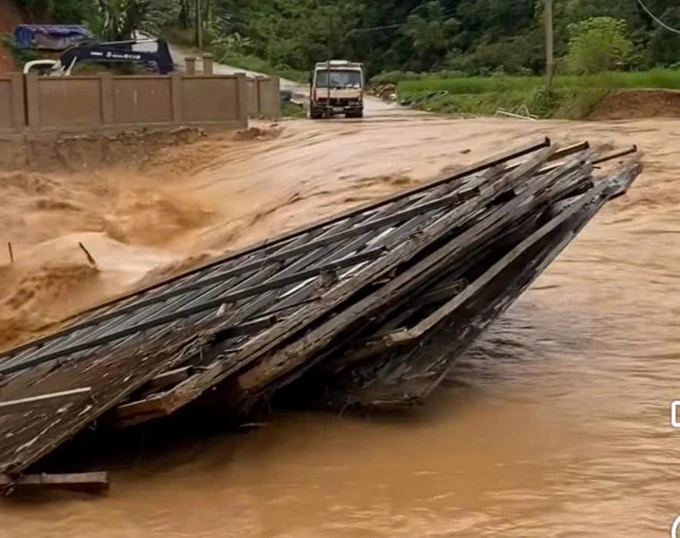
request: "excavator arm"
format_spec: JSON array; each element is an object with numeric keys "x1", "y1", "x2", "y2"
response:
[{"x1": 24, "y1": 39, "x2": 175, "y2": 76}]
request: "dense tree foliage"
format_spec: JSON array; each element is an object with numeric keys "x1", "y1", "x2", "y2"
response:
[
  {"x1": 18, "y1": 0, "x2": 680, "y2": 76},
  {"x1": 85, "y1": 0, "x2": 179, "y2": 41},
  {"x1": 15, "y1": 0, "x2": 95, "y2": 23}
]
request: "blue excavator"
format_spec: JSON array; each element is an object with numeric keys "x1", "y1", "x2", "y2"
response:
[{"x1": 22, "y1": 38, "x2": 175, "y2": 76}]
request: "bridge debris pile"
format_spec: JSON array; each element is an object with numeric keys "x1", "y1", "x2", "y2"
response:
[{"x1": 0, "y1": 137, "x2": 641, "y2": 492}]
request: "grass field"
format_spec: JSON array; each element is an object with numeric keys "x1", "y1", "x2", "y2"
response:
[
  {"x1": 384, "y1": 69, "x2": 680, "y2": 119},
  {"x1": 282, "y1": 100, "x2": 306, "y2": 118},
  {"x1": 397, "y1": 69, "x2": 680, "y2": 95},
  {"x1": 217, "y1": 53, "x2": 308, "y2": 83}
]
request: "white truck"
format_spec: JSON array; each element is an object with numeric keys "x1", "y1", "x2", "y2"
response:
[{"x1": 308, "y1": 60, "x2": 364, "y2": 119}]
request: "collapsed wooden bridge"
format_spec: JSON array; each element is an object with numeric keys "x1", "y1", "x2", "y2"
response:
[{"x1": 0, "y1": 137, "x2": 641, "y2": 493}]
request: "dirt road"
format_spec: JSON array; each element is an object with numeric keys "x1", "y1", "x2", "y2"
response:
[{"x1": 0, "y1": 89, "x2": 678, "y2": 537}]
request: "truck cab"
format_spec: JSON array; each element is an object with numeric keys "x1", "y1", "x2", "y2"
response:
[{"x1": 309, "y1": 60, "x2": 364, "y2": 119}]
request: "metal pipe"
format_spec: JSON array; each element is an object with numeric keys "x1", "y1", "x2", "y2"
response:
[{"x1": 594, "y1": 145, "x2": 638, "y2": 165}]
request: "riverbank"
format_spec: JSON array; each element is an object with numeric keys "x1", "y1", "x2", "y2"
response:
[{"x1": 371, "y1": 69, "x2": 680, "y2": 120}]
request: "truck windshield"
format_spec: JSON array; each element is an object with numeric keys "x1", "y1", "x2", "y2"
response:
[{"x1": 315, "y1": 69, "x2": 362, "y2": 89}]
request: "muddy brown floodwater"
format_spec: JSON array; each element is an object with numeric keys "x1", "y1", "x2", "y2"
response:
[{"x1": 0, "y1": 110, "x2": 679, "y2": 537}]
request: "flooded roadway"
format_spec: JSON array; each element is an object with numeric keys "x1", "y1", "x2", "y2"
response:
[{"x1": 1, "y1": 109, "x2": 679, "y2": 537}]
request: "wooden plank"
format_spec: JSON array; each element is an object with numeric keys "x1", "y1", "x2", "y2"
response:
[
  {"x1": 419, "y1": 281, "x2": 467, "y2": 306},
  {"x1": 594, "y1": 145, "x2": 637, "y2": 165},
  {"x1": 534, "y1": 146, "x2": 636, "y2": 179},
  {"x1": 113, "y1": 393, "x2": 170, "y2": 425},
  {"x1": 0, "y1": 322, "x2": 205, "y2": 475},
  {"x1": 0, "y1": 388, "x2": 91, "y2": 416},
  {"x1": 0, "y1": 472, "x2": 109, "y2": 494},
  {"x1": 146, "y1": 367, "x2": 192, "y2": 391}
]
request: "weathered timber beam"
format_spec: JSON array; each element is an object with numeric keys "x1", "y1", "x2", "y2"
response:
[
  {"x1": 0, "y1": 472, "x2": 109, "y2": 494},
  {"x1": 329, "y1": 281, "x2": 467, "y2": 358},
  {"x1": 145, "y1": 367, "x2": 192, "y2": 391},
  {"x1": 0, "y1": 387, "x2": 92, "y2": 416},
  {"x1": 534, "y1": 145, "x2": 637, "y2": 178},
  {"x1": 606, "y1": 157, "x2": 641, "y2": 199},
  {"x1": 509, "y1": 142, "x2": 589, "y2": 176},
  {"x1": 595, "y1": 145, "x2": 638, "y2": 165},
  {"x1": 418, "y1": 281, "x2": 467, "y2": 305},
  {"x1": 113, "y1": 393, "x2": 171, "y2": 425},
  {"x1": 324, "y1": 281, "x2": 470, "y2": 366}
]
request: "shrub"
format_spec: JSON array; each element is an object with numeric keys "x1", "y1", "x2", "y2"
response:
[{"x1": 566, "y1": 17, "x2": 633, "y2": 75}]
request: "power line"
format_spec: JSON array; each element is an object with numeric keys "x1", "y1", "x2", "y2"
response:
[
  {"x1": 356, "y1": 1, "x2": 680, "y2": 40},
  {"x1": 636, "y1": 0, "x2": 680, "y2": 35},
  {"x1": 348, "y1": 23, "x2": 404, "y2": 34}
]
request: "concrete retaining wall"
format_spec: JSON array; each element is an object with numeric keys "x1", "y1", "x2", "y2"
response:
[
  {"x1": 0, "y1": 74, "x2": 25, "y2": 133},
  {"x1": 247, "y1": 76, "x2": 282, "y2": 118},
  {"x1": 0, "y1": 70, "x2": 280, "y2": 135}
]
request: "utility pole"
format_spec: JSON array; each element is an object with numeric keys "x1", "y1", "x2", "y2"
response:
[
  {"x1": 196, "y1": 0, "x2": 203, "y2": 49},
  {"x1": 327, "y1": 13, "x2": 332, "y2": 117},
  {"x1": 545, "y1": 0, "x2": 554, "y2": 87}
]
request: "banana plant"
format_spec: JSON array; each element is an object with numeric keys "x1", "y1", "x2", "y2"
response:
[{"x1": 87, "y1": 0, "x2": 180, "y2": 41}]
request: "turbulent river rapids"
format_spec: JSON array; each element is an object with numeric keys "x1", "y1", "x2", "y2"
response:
[{"x1": 0, "y1": 108, "x2": 678, "y2": 537}]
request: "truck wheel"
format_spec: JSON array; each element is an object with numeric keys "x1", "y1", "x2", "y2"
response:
[
  {"x1": 309, "y1": 107, "x2": 322, "y2": 120},
  {"x1": 347, "y1": 110, "x2": 363, "y2": 119}
]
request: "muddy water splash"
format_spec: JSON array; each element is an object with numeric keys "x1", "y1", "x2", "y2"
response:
[{"x1": 1, "y1": 114, "x2": 679, "y2": 537}]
